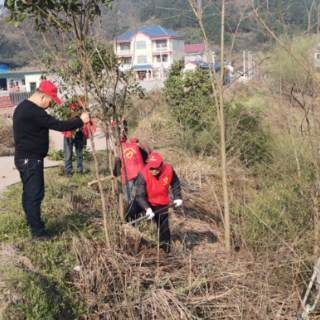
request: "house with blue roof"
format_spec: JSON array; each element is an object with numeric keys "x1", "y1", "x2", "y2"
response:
[{"x1": 111, "y1": 26, "x2": 185, "y2": 80}]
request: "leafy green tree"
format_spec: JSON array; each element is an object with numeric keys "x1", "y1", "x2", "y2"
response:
[
  {"x1": 164, "y1": 60, "x2": 216, "y2": 129},
  {"x1": 4, "y1": 0, "x2": 144, "y2": 245},
  {"x1": 269, "y1": 35, "x2": 317, "y2": 93}
]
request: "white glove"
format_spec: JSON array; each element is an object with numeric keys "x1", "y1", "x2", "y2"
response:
[
  {"x1": 174, "y1": 199, "x2": 183, "y2": 207},
  {"x1": 146, "y1": 208, "x2": 155, "y2": 220}
]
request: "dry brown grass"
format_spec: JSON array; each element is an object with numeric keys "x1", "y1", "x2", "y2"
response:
[
  {"x1": 67, "y1": 90, "x2": 319, "y2": 319},
  {"x1": 70, "y1": 233, "x2": 304, "y2": 319},
  {"x1": 0, "y1": 120, "x2": 14, "y2": 157}
]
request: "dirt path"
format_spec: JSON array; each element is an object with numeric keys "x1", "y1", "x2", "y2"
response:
[{"x1": 0, "y1": 127, "x2": 107, "y2": 195}]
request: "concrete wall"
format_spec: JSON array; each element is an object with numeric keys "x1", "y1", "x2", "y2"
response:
[
  {"x1": 171, "y1": 39, "x2": 185, "y2": 63},
  {"x1": 25, "y1": 74, "x2": 42, "y2": 92}
]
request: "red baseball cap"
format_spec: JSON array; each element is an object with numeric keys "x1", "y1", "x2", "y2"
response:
[
  {"x1": 39, "y1": 81, "x2": 62, "y2": 105},
  {"x1": 131, "y1": 138, "x2": 139, "y2": 143},
  {"x1": 147, "y1": 152, "x2": 163, "y2": 168}
]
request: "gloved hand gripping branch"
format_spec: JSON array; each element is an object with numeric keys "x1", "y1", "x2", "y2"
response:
[
  {"x1": 146, "y1": 207, "x2": 155, "y2": 220},
  {"x1": 174, "y1": 199, "x2": 183, "y2": 207}
]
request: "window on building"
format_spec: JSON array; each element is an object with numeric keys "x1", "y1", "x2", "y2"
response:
[
  {"x1": 30, "y1": 82, "x2": 37, "y2": 91},
  {"x1": 123, "y1": 57, "x2": 132, "y2": 64},
  {"x1": 316, "y1": 53, "x2": 320, "y2": 59},
  {"x1": 137, "y1": 55, "x2": 147, "y2": 64},
  {"x1": 156, "y1": 39, "x2": 167, "y2": 48},
  {"x1": 120, "y1": 42, "x2": 130, "y2": 51},
  {"x1": 154, "y1": 54, "x2": 168, "y2": 63},
  {"x1": 136, "y1": 41, "x2": 146, "y2": 50},
  {"x1": 21, "y1": 79, "x2": 25, "y2": 85}
]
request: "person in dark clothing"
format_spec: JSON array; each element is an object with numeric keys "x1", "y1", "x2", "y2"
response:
[
  {"x1": 13, "y1": 81, "x2": 90, "y2": 242},
  {"x1": 130, "y1": 138, "x2": 152, "y2": 164},
  {"x1": 62, "y1": 97, "x2": 97, "y2": 177},
  {"x1": 126, "y1": 152, "x2": 183, "y2": 253}
]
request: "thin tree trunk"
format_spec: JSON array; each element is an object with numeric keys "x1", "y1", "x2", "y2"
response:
[
  {"x1": 188, "y1": 0, "x2": 231, "y2": 251},
  {"x1": 219, "y1": 0, "x2": 231, "y2": 252}
]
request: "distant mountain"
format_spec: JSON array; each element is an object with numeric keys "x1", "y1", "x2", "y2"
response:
[
  {"x1": 112, "y1": 0, "x2": 317, "y2": 46},
  {"x1": 0, "y1": 0, "x2": 316, "y2": 69}
]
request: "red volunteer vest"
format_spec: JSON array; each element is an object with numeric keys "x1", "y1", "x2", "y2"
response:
[
  {"x1": 141, "y1": 164, "x2": 173, "y2": 206},
  {"x1": 120, "y1": 142, "x2": 144, "y2": 183}
]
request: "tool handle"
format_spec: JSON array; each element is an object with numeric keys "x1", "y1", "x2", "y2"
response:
[
  {"x1": 127, "y1": 198, "x2": 191, "y2": 224},
  {"x1": 128, "y1": 215, "x2": 149, "y2": 225}
]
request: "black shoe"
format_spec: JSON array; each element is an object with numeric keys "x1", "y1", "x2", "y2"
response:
[
  {"x1": 33, "y1": 233, "x2": 54, "y2": 242},
  {"x1": 77, "y1": 171, "x2": 84, "y2": 175},
  {"x1": 66, "y1": 173, "x2": 73, "y2": 178}
]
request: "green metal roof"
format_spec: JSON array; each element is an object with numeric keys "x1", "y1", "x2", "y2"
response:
[{"x1": 0, "y1": 71, "x2": 43, "y2": 79}]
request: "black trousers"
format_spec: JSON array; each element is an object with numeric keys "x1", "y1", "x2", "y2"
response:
[
  {"x1": 14, "y1": 158, "x2": 46, "y2": 236},
  {"x1": 126, "y1": 198, "x2": 171, "y2": 253}
]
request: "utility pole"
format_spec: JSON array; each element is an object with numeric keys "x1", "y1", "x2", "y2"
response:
[
  {"x1": 243, "y1": 50, "x2": 246, "y2": 76},
  {"x1": 248, "y1": 51, "x2": 251, "y2": 78},
  {"x1": 160, "y1": 50, "x2": 164, "y2": 87}
]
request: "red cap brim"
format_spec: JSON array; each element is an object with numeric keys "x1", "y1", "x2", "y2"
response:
[{"x1": 53, "y1": 95, "x2": 62, "y2": 105}]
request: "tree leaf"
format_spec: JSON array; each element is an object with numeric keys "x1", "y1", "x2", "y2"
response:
[
  {"x1": 19, "y1": 13, "x2": 26, "y2": 21},
  {"x1": 6, "y1": 16, "x2": 13, "y2": 24}
]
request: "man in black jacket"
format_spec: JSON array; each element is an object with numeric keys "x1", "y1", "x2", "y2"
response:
[{"x1": 13, "y1": 81, "x2": 90, "y2": 241}]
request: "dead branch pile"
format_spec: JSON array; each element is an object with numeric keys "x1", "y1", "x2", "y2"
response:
[{"x1": 71, "y1": 235, "x2": 303, "y2": 320}]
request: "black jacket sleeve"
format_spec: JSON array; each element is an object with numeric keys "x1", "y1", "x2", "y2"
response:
[
  {"x1": 139, "y1": 146, "x2": 148, "y2": 164},
  {"x1": 113, "y1": 157, "x2": 121, "y2": 177},
  {"x1": 135, "y1": 172, "x2": 150, "y2": 209},
  {"x1": 35, "y1": 108, "x2": 83, "y2": 131},
  {"x1": 171, "y1": 167, "x2": 182, "y2": 200}
]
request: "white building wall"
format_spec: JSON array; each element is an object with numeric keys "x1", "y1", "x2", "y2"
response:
[
  {"x1": 132, "y1": 34, "x2": 153, "y2": 66},
  {"x1": 171, "y1": 39, "x2": 185, "y2": 63},
  {"x1": 185, "y1": 53, "x2": 203, "y2": 62},
  {"x1": 184, "y1": 52, "x2": 215, "y2": 64},
  {"x1": 25, "y1": 74, "x2": 42, "y2": 92}
]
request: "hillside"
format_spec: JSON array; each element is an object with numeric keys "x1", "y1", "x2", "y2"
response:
[{"x1": 0, "y1": 0, "x2": 317, "y2": 69}]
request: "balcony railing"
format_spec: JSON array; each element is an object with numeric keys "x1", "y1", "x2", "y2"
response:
[
  {"x1": 121, "y1": 64, "x2": 132, "y2": 71},
  {"x1": 153, "y1": 47, "x2": 169, "y2": 52},
  {"x1": 152, "y1": 62, "x2": 170, "y2": 69},
  {"x1": 117, "y1": 49, "x2": 131, "y2": 55}
]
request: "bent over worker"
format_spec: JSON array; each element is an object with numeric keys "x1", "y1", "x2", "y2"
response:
[
  {"x1": 112, "y1": 136, "x2": 145, "y2": 205},
  {"x1": 126, "y1": 152, "x2": 183, "y2": 254}
]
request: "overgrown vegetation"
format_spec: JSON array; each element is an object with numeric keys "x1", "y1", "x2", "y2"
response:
[
  {"x1": 2, "y1": 0, "x2": 320, "y2": 318},
  {"x1": 1, "y1": 85, "x2": 320, "y2": 318}
]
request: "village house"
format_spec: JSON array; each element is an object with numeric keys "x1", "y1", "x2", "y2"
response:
[
  {"x1": 112, "y1": 25, "x2": 185, "y2": 80},
  {"x1": 184, "y1": 43, "x2": 215, "y2": 64},
  {"x1": 0, "y1": 70, "x2": 43, "y2": 92}
]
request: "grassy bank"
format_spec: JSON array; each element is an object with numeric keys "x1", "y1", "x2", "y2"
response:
[{"x1": 0, "y1": 88, "x2": 319, "y2": 319}]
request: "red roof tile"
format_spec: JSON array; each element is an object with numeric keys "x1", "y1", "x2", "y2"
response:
[{"x1": 185, "y1": 44, "x2": 206, "y2": 54}]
